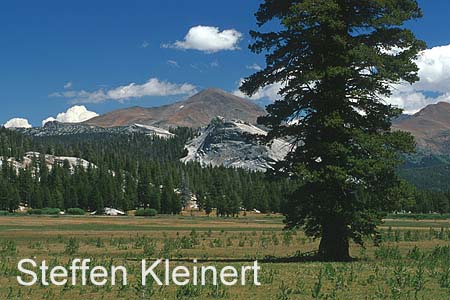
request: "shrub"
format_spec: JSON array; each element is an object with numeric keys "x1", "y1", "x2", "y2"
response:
[
  {"x1": 66, "y1": 208, "x2": 86, "y2": 215},
  {"x1": 64, "y1": 237, "x2": 80, "y2": 255},
  {"x1": 0, "y1": 211, "x2": 10, "y2": 216},
  {"x1": 28, "y1": 209, "x2": 41, "y2": 215},
  {"x1": 135, "y1": 209, "x2": 158, "y2": 217},
  {"x1": 28, "y1": 208, "x2": 61, "y2": 215}
]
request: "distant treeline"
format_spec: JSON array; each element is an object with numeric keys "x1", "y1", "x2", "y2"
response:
[
  {"x1": 1, "y1": 127, "x2": 449, "y2": 216},
  {"x1": 0, "y1": 128, "x2": 291, "y2": 215}
]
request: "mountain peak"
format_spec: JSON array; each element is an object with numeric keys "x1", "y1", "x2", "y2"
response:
[
  {"x1": 197, "y1": 88, "x2": 228, "y2": 95},
  {"x1": 393, "y1": 102, "x2": 450, "y2": 154},
  {"x1": 85, "y1": 88, "x2": 266, "y2": 128},
  {"x1": 414, "y1": 101, "x2": 450, "y2": 117}
]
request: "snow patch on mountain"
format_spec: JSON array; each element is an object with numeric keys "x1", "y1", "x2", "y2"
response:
[{"x1": 133, "y1": 124, "x2": 174, "y2": 138}]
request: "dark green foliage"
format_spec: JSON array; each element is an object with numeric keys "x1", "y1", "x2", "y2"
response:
[
  {"x1": 28, "y1": 208, "x2": 61, "y2": 215},
  {"x1": 241, "y1": 0, "x2": 425, "y2": 260},
  {"x1": 66, "y1": 208, "x2": 86, "y2": 215},
  {"x1": 135, "y1": 208, "x2": 158, "y2": 217},
  {"x1": 0, "y1": 128, "x2": 31, "y2": 159},
  {"x1": 387, "y1": 213, "x2": 450, "y2": 220},
  {"x1": 399, "y1": 154, "x2": 450, "y2": 191},
  {"x1": 0, "y1": 127, "x2": 289, "y2": 215}
]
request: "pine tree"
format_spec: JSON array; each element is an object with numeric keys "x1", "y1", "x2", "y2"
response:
[
  {"x1": 241, "y1": 0, "x2": 425, "y2": 261},
  {"x1": 149, "y1": 186, "x2": 161, "y2": 213},
  {"x1": 8, "y1": 187, "x2": 20, "y2": 212},
  {"x1": 137, "y1": 168, "x2": 151, "y2": 208},
  {"x1": 230, "y1": 192, "x2": 241, "y2": 217},
  {"x1": 0, "y1": 179, "x2": 8, "y2": 210},
  {"x1": 91, "y1": 187, "x2": 104, "y2": 214},
  {"x1": 204, "y1": 195, "x2": 213, "y2": 216},
  {"x1": 160, "y1": 183, "x2": 173, "y2": 214},
  {"x1": 124, "y1": 173, "x2": 138, "y2": 211}
]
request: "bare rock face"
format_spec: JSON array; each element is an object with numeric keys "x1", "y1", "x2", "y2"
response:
[
  {"x1": 18, "y1": 121, "x2": 174, "y2": 139},
  {"x1": 84, "y1": 89, "x2": 266, "y2": 129},
  {"x1": 0, "y1": 152, "x2": 95, "y2": 174},
  {"x1": 181, "y1": 117, "x2": 289, "y2": 172}
]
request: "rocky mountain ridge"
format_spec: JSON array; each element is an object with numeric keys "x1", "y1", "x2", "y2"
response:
[
  {"x1": 84, "y1": 88, "x2": 266, "y2": 129},
  {"x1": 393, "y1": 102, "x2": 450, "y2": 155},
  {"x1": 0, "y1": 152, "x2": 95, "y2": 173},
  {"x1": 17, "y1": 121, "x2": 174, "y2": 139},
  {"x1": 181, "y1": 117, "x2": 290, "y2": 172}
]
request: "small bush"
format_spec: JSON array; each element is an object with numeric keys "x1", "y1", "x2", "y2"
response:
[
  {"x1": 66, "y1": 208, "x2": 86, "y2": 215},
  {"x1": 28, "y1": 209, "x2": 42, "y2": 215},
  {"x1": 64, "y1": 237, "x2": 80, "y2": 255},
  {"x1": 135, "y1": 209, "x2": 158, "y2": 217},
  {"x1": 0, "y1": 211, "x2": 10, "y2": 216},
  {"x1": 28, "y1": 208, "x2": 61, "y2": 215}
]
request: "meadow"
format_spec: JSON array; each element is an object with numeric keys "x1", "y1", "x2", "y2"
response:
[{"x1": 0, "y1": 214, "x2": 450, "y2": 299}]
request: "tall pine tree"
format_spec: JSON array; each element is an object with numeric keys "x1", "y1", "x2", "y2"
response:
[{"x1": 241, "y1": 0, "x2": 425, "y2": 260}]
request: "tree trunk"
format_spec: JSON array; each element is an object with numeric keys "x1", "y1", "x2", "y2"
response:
[{"x1": 318, "y1": 221, "x2": 351, "y2": 261}]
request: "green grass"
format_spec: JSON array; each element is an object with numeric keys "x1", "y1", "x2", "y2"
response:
[{"x1": 0, "y1": 215, "x2": 449, "y2": 299}]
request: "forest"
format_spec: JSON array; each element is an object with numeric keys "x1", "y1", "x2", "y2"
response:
[
  {"x1": 0, "y1": 127, "x2": 449, "y2": 216},
  {"x1": 0, "y1": 127, "x2": 290, "y2": 215}
]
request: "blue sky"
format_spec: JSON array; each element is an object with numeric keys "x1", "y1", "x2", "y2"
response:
[{"x1": 1, "y1": 0, "x2": 449, "y2": 126}]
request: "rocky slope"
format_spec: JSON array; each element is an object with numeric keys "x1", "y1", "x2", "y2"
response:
[
  {"x1": 393, "y1": 102, "x2": 450, "y2": 154},
  {"x1": 181, "y1": 117, "x2": 289, "y2": 172},
  {"x1": 17, "y1": 121, "x2": 174, "y2": 139},
  {"x1": 84, "y1": 88, "x2": 266, "y2": 129},
  {"x1": 0, "y1": 152, "x2": 95, "y2": 173}
]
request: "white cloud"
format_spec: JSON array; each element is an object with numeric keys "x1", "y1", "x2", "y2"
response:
[
  {"x1": 3, "y1": 118, "x2": 32, "y2": 129},
  {"x1": 167, "y1": 60, "x2": 180, "y2": 68},
  {"x1": 141, "y1": 41, "x2": 150, "y2": 48},
  {"x1": 234, "y1": 44, "x2": 450, "y2": 114},
  {"x1": 42, "y1": 105, "x2": 99, "y2": 126},
  {"x1": 164, "y1": 25, "x2": 242, "y2": 53},
  {"x1": 233, "y1": 78, "x2": 283, "y2": 101},
  {"x1": 51, "y1": 78, "x2": 197, "y2": 104},
  {"x1": 42, "y1": 117, "x2": 57, "y2": 125},
  {"x1": 246, "y1": 64, "x2": 262, "y2": 71},
  {"x1": 210, "y1": 60, "x2": 219, "y2": 68},
  {"x1": 64, "y1": 81, "x2": 73, "y2": 89},
  {"x1": 387, "y1": 44, "x2": 450, "y2": 114}
]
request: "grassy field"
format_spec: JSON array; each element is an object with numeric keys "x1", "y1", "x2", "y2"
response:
[{"x1": 0, "y1": 215, "x2": 450, "y2": 299}]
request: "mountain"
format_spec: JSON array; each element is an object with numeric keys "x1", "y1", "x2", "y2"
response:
[
  {"x1": 84, "y1": 88, "x2": 266, "y2": 129},
  {"x1": 181, "y1": 117, "x2": 289, "y2": 172},
  {"x1": 393, "y1": 102, "x2": 450, "y2": 154},
  {"x1": 392, "y1": 102, "x2": 450, "y2": 191},
  {"x1": 17, "y1": 121, "x2": 174, "y2": 139}
]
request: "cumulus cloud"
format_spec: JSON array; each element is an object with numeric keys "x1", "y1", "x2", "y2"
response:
[
  {"x1": 3, "y1": 118, "x2": 32, "y2": 129},
  {"x1": 234, "y1": 44, "x2": 450, "y2": 114},
  {"x1": 210, "y1": 60, "x2": 219, "y2": 68},
  {"x1": 163, "y1": 25, "x2": 242, "y2": 53},
  {"x1": 42, "y1": 105, "x2": 99, "y2": 126},
  {"x1": 246, "y1": 64, "x2": 262, "y2": 71},
  {"x1": 64, "y1": 81, "x2": 73, "y2": 89},
  {"x1": 386, "y1": 44, "x2": 450, "y2": 114},
  {"x1": 50, "y1": 78, "x2": 197, "y2": 104},
  {"x1": 167, "y1": 60, "x2": 180, "y2": 68}
]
